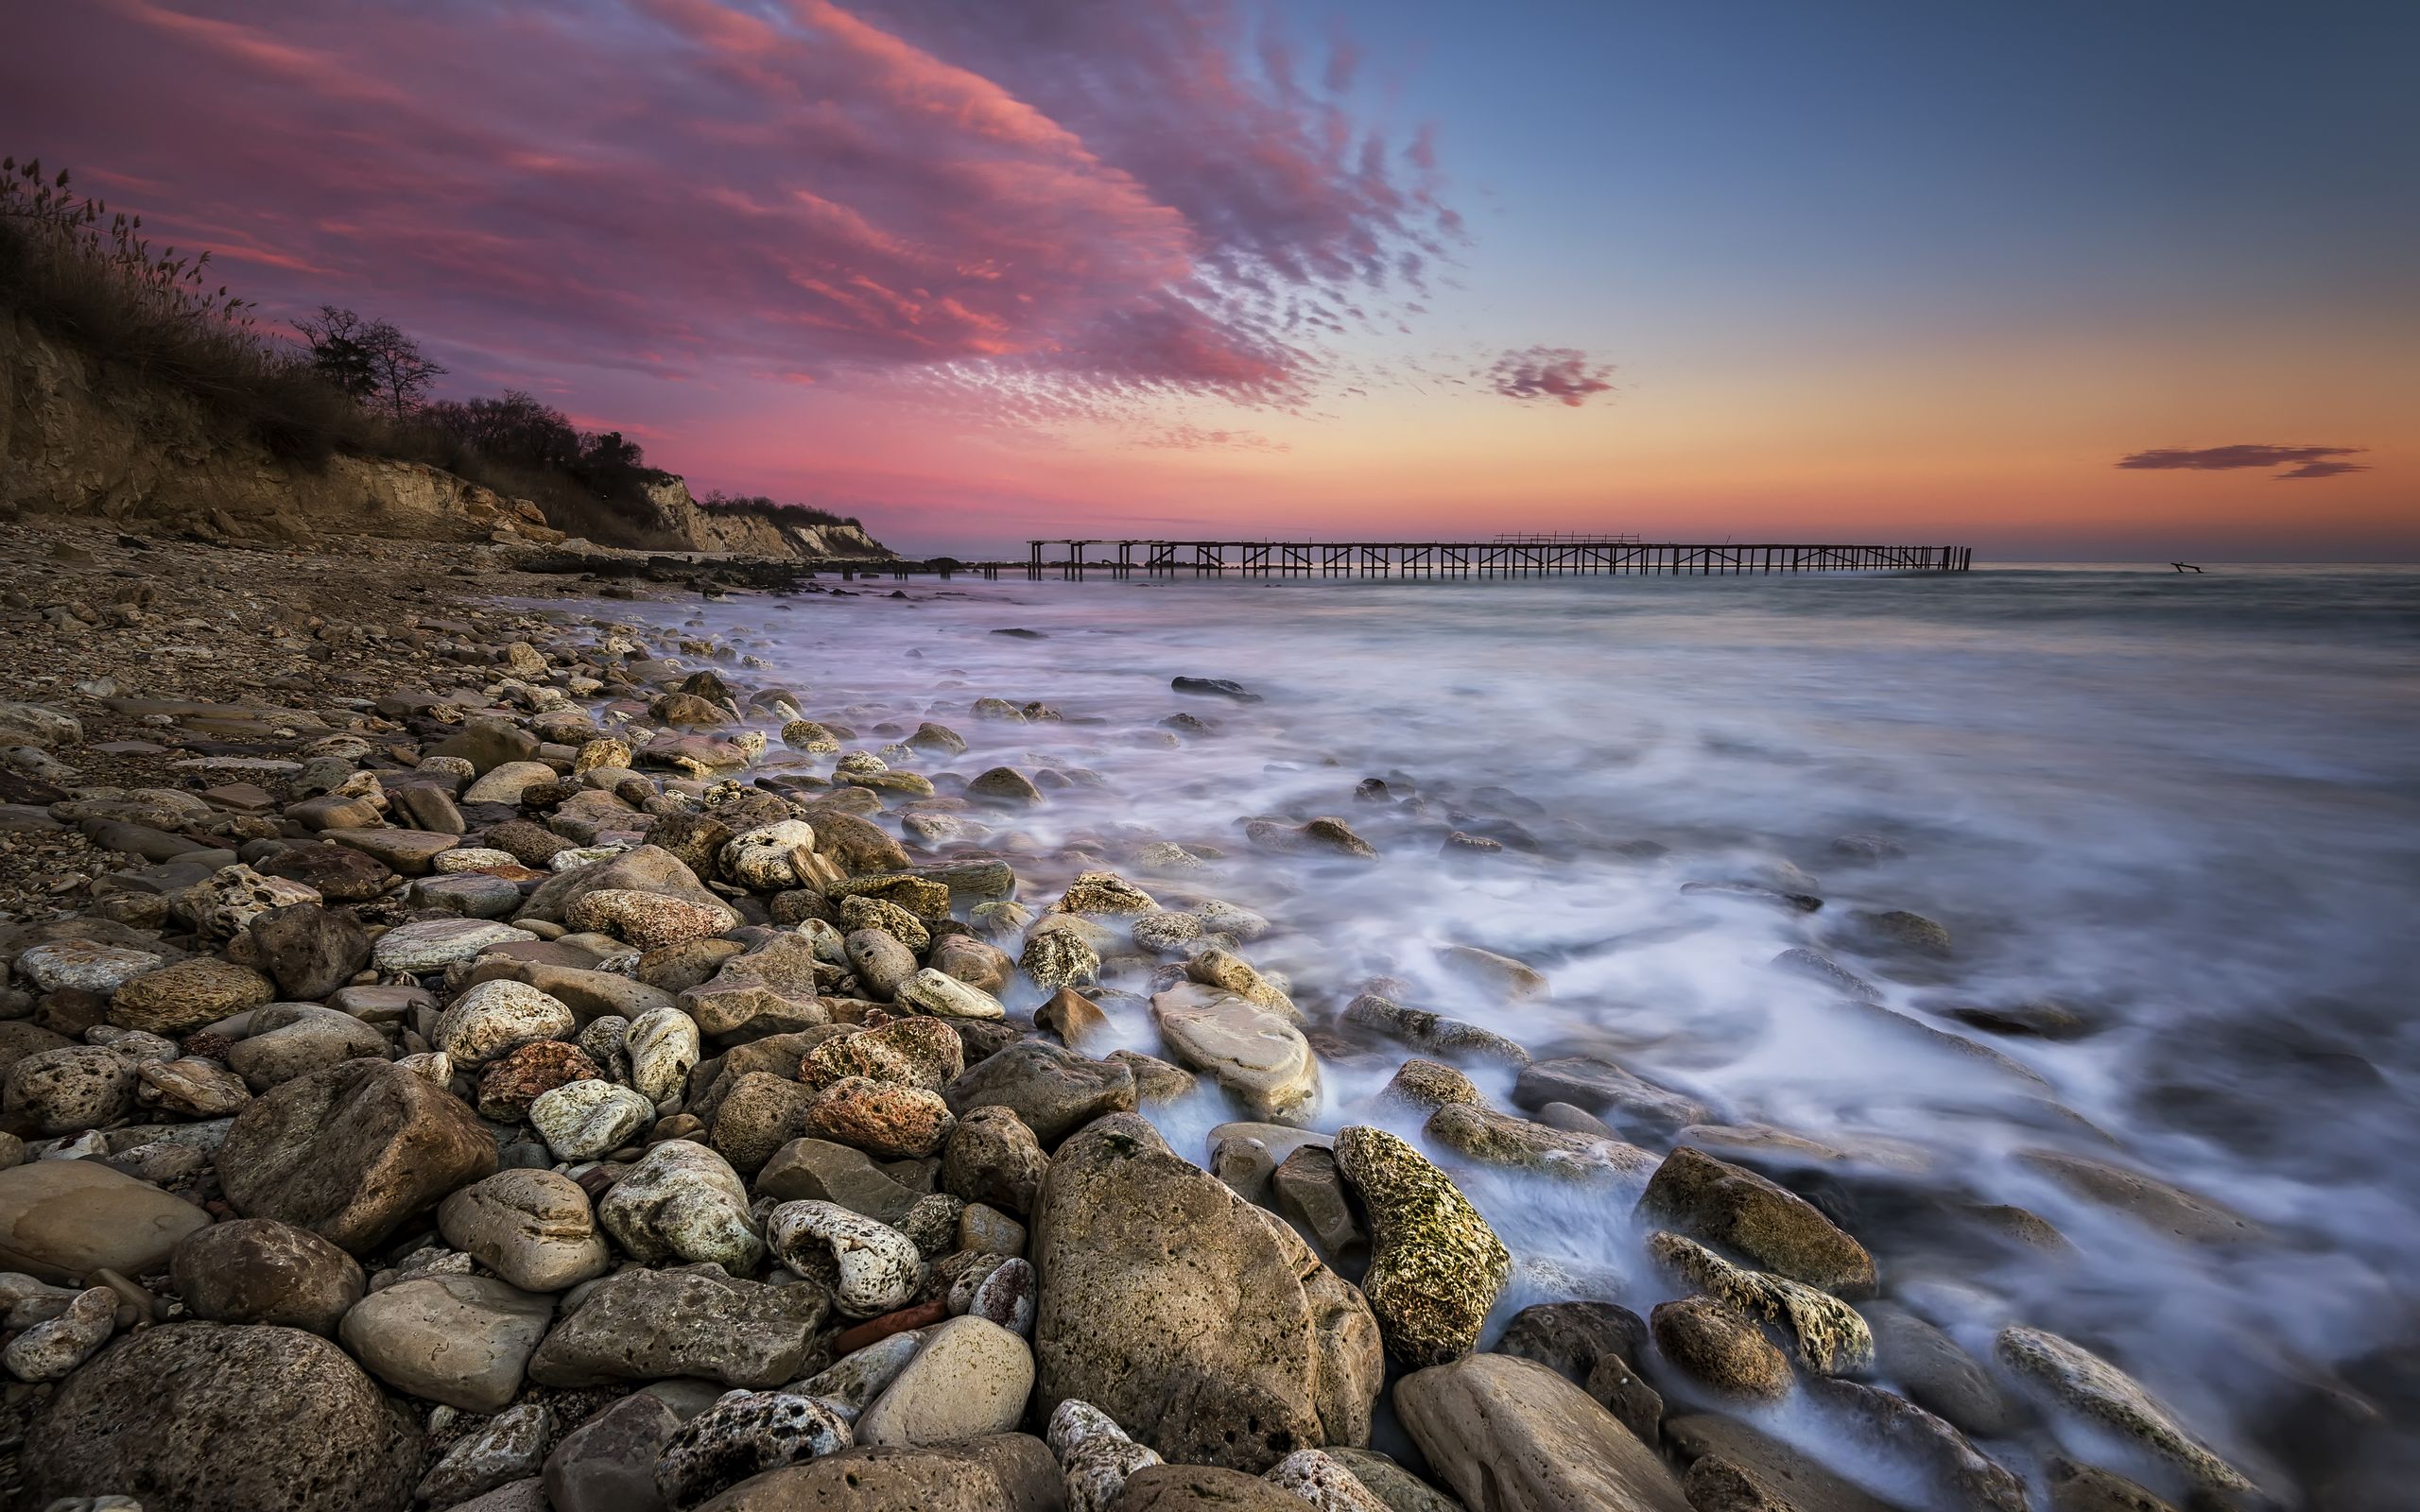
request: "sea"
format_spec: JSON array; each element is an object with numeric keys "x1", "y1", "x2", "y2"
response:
[{"x1": 581, "y1": 561, "x2": 2420, "y2": 1505}]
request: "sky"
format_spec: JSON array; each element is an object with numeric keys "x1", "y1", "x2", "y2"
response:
[{"x1": 5, "y1": 0, "x2": 2415, "y2": 558}]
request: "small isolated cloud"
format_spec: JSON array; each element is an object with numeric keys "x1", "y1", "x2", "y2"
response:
[
  {"x1": 1487, "y1": 347, "x2": 1615, "y2": 407},
  {"x1": 2116, "y1": 443, "x2": 2369, "y2": 478},
  {"x1": 1131, "y1": 424, "x2": 1290, "y2": 453}
]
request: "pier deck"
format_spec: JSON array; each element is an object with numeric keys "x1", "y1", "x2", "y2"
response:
[{"x1": 1017, "y1": 538, "x2": 1973, "y2": 580}]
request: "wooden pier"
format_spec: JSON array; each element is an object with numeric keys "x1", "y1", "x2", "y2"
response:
[{"x1": 1019, "y1": 537, "x2": 1974, "y2": 580}]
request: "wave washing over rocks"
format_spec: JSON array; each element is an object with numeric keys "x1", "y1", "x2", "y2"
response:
[{"x1": 0, "y1": 541, "x2": 2414, "y2": 1512}]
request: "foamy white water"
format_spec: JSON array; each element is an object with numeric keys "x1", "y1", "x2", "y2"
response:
[{"x1": 571, "y1": 562, "x2": 2420, "y2": 1504}]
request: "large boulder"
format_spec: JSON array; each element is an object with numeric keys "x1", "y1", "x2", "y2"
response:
[
  {"x1": 1030, "y1": 1115, "x2": 1379, "y2": 1471},
  {"x1": 20, "y1": 1322, "x2": 421, "y2": 1512},
  {"x1": 0, "y1": 1157, "x2": 212, "y2": 1280},
  {"x1": 1396, "y1": 1352, "x2": 1690, "y2": 1512},
  {"x1": 216, "y1": 1057, "x2": 499, "y2": 1252}
]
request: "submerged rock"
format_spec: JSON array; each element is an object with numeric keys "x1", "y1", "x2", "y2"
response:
[
  {"x1": 1648, "y1": 1231, "x2": 1873, "y2": 1375},
  {"x1": 1996, "y1": 1326, "x2": 2256, "y2": 1495},
  {"x1": 1331, "y1": 1125, "x2": 1508, "y2": 1367},
  {"x1": 1152, "y1": 984, "x2": 1320, "y2": 1124},
  {"x1": 1637, "y1": 1146, "x2": 1876, "y2": 1297}
]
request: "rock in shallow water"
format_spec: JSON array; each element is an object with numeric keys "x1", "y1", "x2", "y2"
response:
[
  {"x1": 1648, "y1": 1231, "x2": 1873, "y2": 1375},
  {"x1": 1151, "y1": 984, "x2": 1320, "y2": 1124},
  {"x1": 1637, "y1": 1145, "x2": 1876, "y2": 1297},
  {"x1": 1996, "y1": 1325, "x2": 2255, "y2": 1494},
  {"x1": 1332, "y1": 1125, "x2": 1508, "y2": 1367}
]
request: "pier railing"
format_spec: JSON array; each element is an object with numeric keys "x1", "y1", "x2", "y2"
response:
[{"x1": 1018, "y1": 539, "x2": 1974, "y2": 580}]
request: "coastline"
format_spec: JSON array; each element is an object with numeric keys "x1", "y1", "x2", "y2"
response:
[{"x1": 0, "y1": 512, "x2": 2333, "y2": 1510}]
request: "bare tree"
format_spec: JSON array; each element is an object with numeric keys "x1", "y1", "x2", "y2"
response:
[{"x1": 297, "y1": 304, "x2": 445, "y2": 418}]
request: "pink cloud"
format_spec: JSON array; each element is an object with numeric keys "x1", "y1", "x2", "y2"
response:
[
  {"x1": 0, "y1": 0, "x2": 1447, "y2": 418},
  {"x1": 1486, "y1": 346, "x2": 1617, "y2": 407}
]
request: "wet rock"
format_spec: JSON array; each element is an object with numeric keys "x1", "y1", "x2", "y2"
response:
[
  {"x1": 856, "y1": 1314, "x2": 1035, "y2": 1446},
  {"x1": 5, "y1": 1044, "x2": 135, "y2": 1134},
  {"x1": 1020, "y1": 927, "x2": 1101, "y2": 992},
  {"x1": 801, "y1": 1075, "x2": 957, "y2": 1160},
  {"x1": 1396, "y1": 1352, "x2": 1689, "y2": 1512},
  {"x1": 440, "y1": 1168, "x2": 612, "y2": 1291},
  {"x1": 1996, "y1": 1326, "x2": 2255, "y2": 1495},
  {"x1": 108, "y1": 955, "x2": 274, "y2": 1035},
  {"x1": 1638, "y1": 1146, "x2": 1876, "y2": 1297},
  {"x1": 1152, "y1": 984, "x2": 1320, "y2": 1124},
  {"x1": 1032, "y1": 1115, "x2": 1381, "y2": 1470},
  {"x1": 1647, "y1": 1232, "x2": 1873, "y2": 1375},
  {"x1": 1652, "y1": 1295, "x2": 1793, "y2": 1401},
  {"x1": 1939, "y1": 998, "x2": 2097, "y2": 1040},
  {"x1": 418, "y1": 1400, "x2": 550, "y2": 1506},
  {"x1": 1802, "y1": 1376, "x2": 2027, "y2": 1512},
  {"x1": 1865, "y1": 1300, "x2": 2017, "y2": 1437},
  {"x1": 1426, "y1": 1103, "x2": 1659, "y2": 1187},
  {"x1": 1511, "y1": 1056, "x2": 1709, "y2": 1134},
  {"x1": 1332, "y1": 1125, "x2": 1508, "y2": 1367},
  {"x1": 2017, "y1": 1149, "x2": 2266, "y2": 1246},
  {"x1": 946, "y1": 1040, "x2": 1137, "y2": 1147},
  {"x1": 942, "y1": 1105, "x2": 1048, "y2": 1216},
  {"x1": 340, "y1": 1272, "x2": 555, "y2": 1411},
  {"x1": 1111, "y1": 1048, "x2": 1197, "y2": 1104},
  {"x1": 20, "y1": 1321, "x2": 421, "y2": 1512},
  {"x1": 1248, "y1": 816, "x2": 1378, "y2": 861},
  {"x1": 598, "y1": 1139, "x2": 766, "y2": 1274},
  {"x1": 172, "y1": 1216, "x2": 364, "y2": 1334},
  {"x1": 656, "y1": 1390, "x2": 854, "y2": 1509},
  {"x1": 1666, "y1": 1413, "x2": 1894, "y2": 1512},
  {"x1": 1495, "y1": 1300, "x2": 1660, "y2": 1444},
  {"x1": 2045, "y1": 1461, "x2": 2184, "y2": 1512},
  {"x1": 969, "y1": 766, "x2": 1045, "y2": 806},
  {"x1": 215, "y1": 1057, "x2": 498, "y2": 1252},
  {"x1": 1842, "y1": 908, "x2": 1951, "y2": 957},
  {"x1": 528, "y1": 1264, "x2": 827, "y2": 1389},
  {"x1": 1377, "y1": 1058, "x2": 1483, "y2": 1114},
  {"x1": 769, "y1": 1199, "x2": 925, "y2": 1316},
  {"x1": 1772, "y1": 946, "x2": 1882, "y2": 1002},
  {"x1": 532, "y1": 1077, "x2": 657, "y2": 1160},
  {"x1": 544, "y1": 1391, "x2": 683, "y2": 1512},
  {"x1": 1272, "y1": 1146, "x2": 1367, "y2": 1270},
  {"x1": 1342, "y1": 994, "x2": 1526, "y2": 1064}
]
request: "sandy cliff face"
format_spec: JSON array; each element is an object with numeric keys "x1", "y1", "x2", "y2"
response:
[
  {"x1": 0, "y1": 313, "x2": 553, "y2": 544},
  {"x1": 630, "y1": 477, "x2": 893, "y2": 559},
  {"x1": 0, "y1": 316, "x2": 893, "y2": 558}
]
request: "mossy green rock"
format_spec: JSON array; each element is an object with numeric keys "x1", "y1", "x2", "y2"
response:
[
  {"x1": 1332, "y1": 1125, "x2": 1509, "y2": 1366},
  {"x1": 1637, "y1": 1145, "x2": 1876, "y2": 1297},
  {"x1": 1647, "y1": 1231, "x2": 1872, "y2": 1375}
]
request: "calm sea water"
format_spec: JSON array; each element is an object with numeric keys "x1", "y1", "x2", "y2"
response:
[{"x1": 594, "y1": 563, "x2": 2420, "y2": 1503}]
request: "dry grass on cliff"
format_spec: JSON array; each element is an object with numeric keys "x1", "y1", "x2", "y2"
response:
[{"x1": 0, "y1": 156, "x2": 375, "y2": 462}]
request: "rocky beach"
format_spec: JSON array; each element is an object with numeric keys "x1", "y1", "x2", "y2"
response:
[{"x1": 5, "y1": 511, "x2": 2399, "y2": 1512}]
